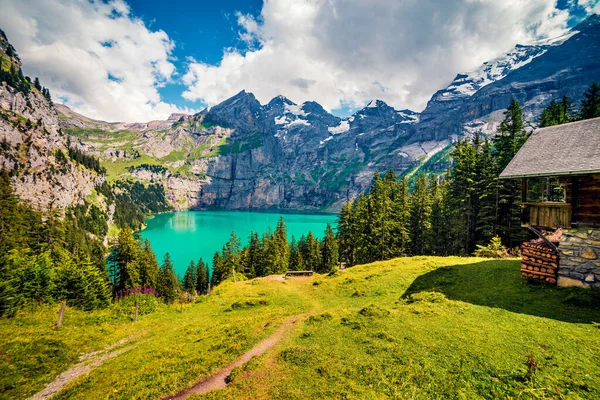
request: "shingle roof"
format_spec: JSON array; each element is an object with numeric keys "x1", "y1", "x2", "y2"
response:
[{"x1": 500, "y1": 117, "x2": 600, "y2": 179}]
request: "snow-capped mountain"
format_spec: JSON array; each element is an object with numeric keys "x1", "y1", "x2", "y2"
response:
[{"x1": 436, "y1": 32, "x2": 576, "y2": 101}]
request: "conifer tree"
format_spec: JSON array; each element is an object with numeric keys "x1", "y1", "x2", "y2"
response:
[
  {"x1": 408, "y1": 174, "x2": 432, "y2": 255},
  {"x1": 494, "y1": 99, "x2": 529, "y2": 247},
  {"x1": 245, "y1": 232, "x2": 263, "y2": 277},
  {"x1": 319, "y1": 224, "x2": 339, "y2": 272},
  {"x1": 337, "y1": 202, "x2": 355, "y2": 265},
  {"x1": 289, "y1": 236, "x2": 304, "y2": 270},
  {"x1": 272, "y1": 217, "x2": 290, "y2": 273},
  {"x1": 211, "y1": 251, "x2": 227, "y2": 286},
  {"x1": 389, "y1": 175, "x2": 410, "y2": 258},
  {"x1": 223, "y1": 231, "x2": 241, "y2": 280},
  {"x1": 115, "y1": 226, "x2": 140, "y2": 291},
  {"x1": 195, "y1": 258, "x2": 208, "y2": 295},
  {"x1": 158, "y1": 253, "x2": 178, "y2": 304},
  {"x1": 138, "y1": 239, "x2": 159, "y2": 290},
  {"x1": 352, "y1": 193, "x2": 372, "y2": 264},
  {"x1": 581, "y1": 82, "x2": 600, "y2": 119},
  {"x1": 303, "y1": 231, "x2": 321, "y2": 271},
  {"x1": 370, "y1": 171, "x2": 393, "y2": 260},
  {"x1": 183, "y1": 260, "x2": 196, "y2": 294}
]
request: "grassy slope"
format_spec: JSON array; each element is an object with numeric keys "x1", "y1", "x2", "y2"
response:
[{"x1": 1, "y1": 257, "x2": 600, "y2": 399}]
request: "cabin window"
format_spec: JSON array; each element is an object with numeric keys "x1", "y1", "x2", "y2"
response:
[{"x1": 526, "y1": 177, "x2": 566, "y2": 203}]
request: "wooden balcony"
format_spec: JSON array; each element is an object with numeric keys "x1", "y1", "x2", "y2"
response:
[{"x1": 521, "y1": 202, "x2": 571, "y2": 229}]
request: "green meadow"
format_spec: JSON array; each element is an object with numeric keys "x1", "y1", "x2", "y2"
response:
[{"x1": 2, "y1": 257, "x2": 599, "y2": 399}]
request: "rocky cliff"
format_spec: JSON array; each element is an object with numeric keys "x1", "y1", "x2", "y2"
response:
[{"x1": 0, "y1": 30, "x2": 103, "y2": 211}]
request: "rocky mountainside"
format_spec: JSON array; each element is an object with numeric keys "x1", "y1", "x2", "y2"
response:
[
  {"x1": 0, "y1": 30, "x2": 103, "y2": 211},
  {"x1": 60, "y1": 90, "x2": 443, "y2": 211},
  {"x1": 4, "y1": 15, "x2": 599, "y2": 213},
  {"x1": 413, "y1": 15, "x2": 600, "y2": 142}
]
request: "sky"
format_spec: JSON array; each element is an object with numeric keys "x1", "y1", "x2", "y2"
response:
[{"x1": 0, "y1": 0, "x2": 598, "y2": 122}]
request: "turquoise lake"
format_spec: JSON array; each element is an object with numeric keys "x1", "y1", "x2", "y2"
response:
[{"x1": 140, "y1": 210, "x2": 337, "y2": 276}]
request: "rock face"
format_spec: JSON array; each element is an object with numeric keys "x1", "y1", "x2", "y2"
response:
[
  {"x1": 0, "y1": 32, "x2": 102, "y2": 210},
  {"x1": 42, "y1": 15, "x2": 600, "y2": 212},
  {"x1": 558, "y1": 229, "x2": 600, "y2": 288}
]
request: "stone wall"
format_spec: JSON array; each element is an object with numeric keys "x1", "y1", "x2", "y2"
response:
[{"x1": 558, "y1": 228, "x2": 600, "y2": 288}]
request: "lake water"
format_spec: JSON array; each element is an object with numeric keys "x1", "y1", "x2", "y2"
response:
[{"x1": 140, "y1": 210, "x2": 337, "y2": 276}]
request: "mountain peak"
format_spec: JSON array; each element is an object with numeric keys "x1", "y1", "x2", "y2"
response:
[
  {"x1": 267, "y1": 95, "x2": 296, "y2": 108},
  {"x1": 365, "y1": 99, "x2": 390, "y2": 109}
]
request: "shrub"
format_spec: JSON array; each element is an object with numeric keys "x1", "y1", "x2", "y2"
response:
[
  {"x1": 473, "y1": 236, "x2": 510, "y2": 258},
  {"x1": 113, "y1": 287, "x2": 160, "y2": 316}
]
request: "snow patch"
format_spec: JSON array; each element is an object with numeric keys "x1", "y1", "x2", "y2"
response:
[
  {"x1": 286, "y1": 119, "x2": 310, "y2": 128},
  {"x1": 274, "y1": 116, "x2": 288, "y2": 125},
  {"x1": 367, "y1": 100, "x2": 378, "y2": 108},
  {"x1": 284, "y1": 103, "x2": 307, "y2": 116},
  {"x1": 320, "y1": 136, "x2": 334, "y2": 145},
  {"x1": 328, "y1": 120, "x2": 350, "y2": 134}
]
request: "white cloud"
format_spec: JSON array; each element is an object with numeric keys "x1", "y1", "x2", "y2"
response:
[
  {"x1": 183, "y1": 0, "x2": 576, "y2": 112},
  {"x1": 578, "y1": 0, "x2": 600, "y2": 13},
  {"x1": 0, "y1": 0, "x2": 195, "y2": 122}
]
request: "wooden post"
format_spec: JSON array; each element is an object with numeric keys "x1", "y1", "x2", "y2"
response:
[
  {"x1": 571, "y1": 176, "x2": 579, "y2": 226},
  {"x1": 521, "y1": 178, "x2": 528, "y2": 203},
  {"x1": 134, "y1": 299, "x2": 139, "y2": 322},
  {"x1": 57, "y1": 301, "x2": 66, "y2": 328}
]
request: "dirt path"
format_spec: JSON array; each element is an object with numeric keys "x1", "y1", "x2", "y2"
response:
[
  {"x1": 27, "y1": 338, "x2": 137, "y2": 400},
  {"x1": 166, "y1": 314, "x2": 304, "y2": 399}
]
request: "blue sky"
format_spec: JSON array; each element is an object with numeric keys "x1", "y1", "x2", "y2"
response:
[
  {"x1": 128, "y1": 0, "x2": 263, "y2": 112},
  {"x1": 1, "y1": 0, "x2": 598, "y2": 122}
]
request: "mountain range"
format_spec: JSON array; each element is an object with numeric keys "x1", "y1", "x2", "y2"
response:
[{"x1": 2, "y1": 15, "x2": 600, "y2": 212}]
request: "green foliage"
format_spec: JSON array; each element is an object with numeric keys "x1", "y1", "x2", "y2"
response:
[
  {"x1": 96, "y1": 180, "x2": 171, "y2": 230},
  {"x1": 473, "y1": 236, "x2": 510, "y2": 258},
  {"x1": 539, "y1": 96, "x2": 575, "y2": 127},
  {"x1": 157, "y1": 253, "x2": 179, "y2": 304},
  {"x1": 113, "y1": 293, "x2": 159, "y2": 316},
  {"x1": 0, "y1": 171, "x2": 112, "y2": 315},
  {"x1": 67, "y1": 146, "x2": 106, "y2": 175},
  {"x1": 580, "y1": 82, "x2": 600, "y2": 119}
]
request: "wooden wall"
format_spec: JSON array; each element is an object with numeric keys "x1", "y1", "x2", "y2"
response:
[{"x1": 569, "y1": 174, "x2": 600, "y2": 227}]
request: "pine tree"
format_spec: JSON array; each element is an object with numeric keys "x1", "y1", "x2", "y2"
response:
[
  {"x1": 195, "y1": 258, "x2": 209, "y2": 295},
  {"x1": 352, "y1": 193, "x2": 372, "y2": 265},
  {"x1": 115, "y1": 226, "x2": 140, "y2": 291},
  {"x1": 337, "y1": 202, "x2": 354, "y2": 266},
  {"x1": 581, "y1": 82, "x2": 600, "y2": 119},
  {"x1": 222, "y1": 231, "x2": 241, "y2": 280},
  {"x1": 319, "y1": 224, "x2": 339, "y2": 273},
  {"x1": 303, "y1": 231, "x2": 321, "y2": 271},
  {"x1": 494, "y1": 99, "x2": 529, "y2": 248},
  {"x1": 138, "y1": 239, "x2": 159, "y2": 290},
  {"x1": 289, "y1": 236, "x2": 304, "y2": 271},
  {"x1": 245, "y1": 232, "x2": 263, "y2": 277},
  {"x1": 272, "y1": 217, "x2": 290, "y2": 273},
  {"x1": 369, "y1": 171, "x2": 394, "y2": 260},
  {"x1": 211, "y1": 251, "x2": 227, "y2": 287},
  {"x1": 389, "y1": 176, "x2": 410, "y2": 258},
  {"x1": 408, "y1": 174, "x2": 432, "y2": 255},
  {"x1": 33, "y1": 77, "x2": 41, "y2": 91},
  {"x1": 182, "y1": 260, "x2": 196, "y2": 294},
  {"x1": 158, "y1": 253, "x2": 178, "y2": 304}
]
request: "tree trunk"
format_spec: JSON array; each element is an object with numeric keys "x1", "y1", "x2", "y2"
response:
[{"x1": 56, "y1": 301, "x2": 66, "y2": 328}]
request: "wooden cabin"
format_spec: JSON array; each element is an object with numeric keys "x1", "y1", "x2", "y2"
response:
[{"x1": 500, "y1": 117, "x2": 600, "y2": 288}]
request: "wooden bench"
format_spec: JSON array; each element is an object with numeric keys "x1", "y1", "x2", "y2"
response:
[{"x1": 285, "y1": 270, "x2": 313, "y2": 277}]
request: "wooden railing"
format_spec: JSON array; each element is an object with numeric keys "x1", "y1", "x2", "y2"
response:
[{"x1": 521, "y1": 202, "x2": 571, "y2": 229}]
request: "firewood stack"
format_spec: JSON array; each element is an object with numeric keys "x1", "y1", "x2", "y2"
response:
[{"x1": 521, "y1": 241, "x2": 559, "y2": 284}]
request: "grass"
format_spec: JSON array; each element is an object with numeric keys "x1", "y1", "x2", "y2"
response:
[{"x1": 2, "y1": 257, "x2": 600, "y2": 399}]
